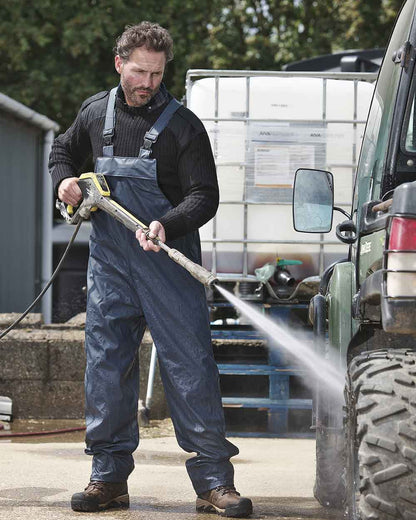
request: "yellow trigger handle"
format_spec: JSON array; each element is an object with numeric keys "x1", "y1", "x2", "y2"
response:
[
  {"x1": 67, "y1": 203, "x2": 97, "y2": 215},
  {"x1": 67, "y1": 173, "x2": 111, "y2": 215}
]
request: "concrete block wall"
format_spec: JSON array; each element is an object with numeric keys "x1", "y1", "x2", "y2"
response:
[{"x1": 0, "y1": 314, "x2": 168, "y2": 419}]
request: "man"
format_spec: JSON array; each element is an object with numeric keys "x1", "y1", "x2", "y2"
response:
[{"x1": 49, "y1": 21, "x2": 253, "y2": 518}]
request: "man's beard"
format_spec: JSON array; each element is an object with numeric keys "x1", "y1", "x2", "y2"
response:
[{"x1": 121, "y1": 79, "x2": 157, "y2": 107}]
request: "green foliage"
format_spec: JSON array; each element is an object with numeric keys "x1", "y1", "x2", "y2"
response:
[
  {"x1": 208, "y1": 0, "x2": 341, "y2": 70},
  {"x1": 338, "y1": 0, "x2": 404, "y2": 49},
  {"x1": 0, "y1": 0, "x2": 405, "y2": 130},
  {"x1": 0, "y1": 0, "x2": 214, "y2": 127}
]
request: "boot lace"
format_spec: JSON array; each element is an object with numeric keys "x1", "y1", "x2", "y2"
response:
[
  {"x1": 85, "y1": 481, "x2": 108, "y2": 492},
  {"x1": 215, "y1": 485, "x2": 240, "y2": 496}
]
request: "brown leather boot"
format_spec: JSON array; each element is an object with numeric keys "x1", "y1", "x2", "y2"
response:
[
  {"x1": 196, "y1": 485, "x2": 253, "y2": 517},
  {"x1": 71, "y1": 481, "x2": 129, "y2": 512}
]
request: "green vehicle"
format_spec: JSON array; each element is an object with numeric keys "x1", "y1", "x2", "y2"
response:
[{"x1": 293, "y1": 1, "x2": 416, "y2": 518}]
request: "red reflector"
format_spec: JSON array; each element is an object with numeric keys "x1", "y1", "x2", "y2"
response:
[{"x1": 389, "y1": 217, "x2": 416, "y2": 250}]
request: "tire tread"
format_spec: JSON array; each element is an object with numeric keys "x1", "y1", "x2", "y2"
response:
[{"x1": 346, "y1": 349, "x2": 416, "y2": 520}]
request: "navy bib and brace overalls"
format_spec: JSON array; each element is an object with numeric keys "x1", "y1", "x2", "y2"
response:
[{"x1": 84, "y1": 87, "x2": 238, "y2": 493}]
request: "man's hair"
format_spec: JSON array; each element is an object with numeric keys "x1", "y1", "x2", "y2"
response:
[{"x1": 114, "y1": 22, "x2": 174, "y2": 62}]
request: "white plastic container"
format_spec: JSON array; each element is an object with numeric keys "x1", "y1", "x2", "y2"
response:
[{"x1": 186, "y1": 71, "x2": 376, "y2": 279}]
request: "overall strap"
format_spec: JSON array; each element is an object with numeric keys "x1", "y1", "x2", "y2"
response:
[
  {"x1": 102, "y1": 87, "x2": 118, "y2": 157},
  {"x1": 139, "y1": 98, "x2": 182, "y2": 159}
]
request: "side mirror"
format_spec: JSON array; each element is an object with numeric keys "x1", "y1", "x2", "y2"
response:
[{"x1": 292, "y1": 168, "x2": 334, "y2": 233}]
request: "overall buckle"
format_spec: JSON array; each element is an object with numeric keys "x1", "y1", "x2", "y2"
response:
[
  {"x1": 143, "y1": 131, "x2": 158, "y2": 150},
  {"x1": 103, "y1": 128, "x2": 114, "y2": 146}
]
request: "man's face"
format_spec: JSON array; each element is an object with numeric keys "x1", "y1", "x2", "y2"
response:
[{"x1": 115, "y1": 46, "x2": 166, "y2": 107}]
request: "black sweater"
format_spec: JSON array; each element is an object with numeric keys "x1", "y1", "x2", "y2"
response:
[{"x1": 49, "y1": 84, "x2": 219, "y2": 240}]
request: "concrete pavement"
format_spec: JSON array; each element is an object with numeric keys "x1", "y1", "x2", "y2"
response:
[{"x1": 0, "y1": 433, "x2": 343, "y2": 520}]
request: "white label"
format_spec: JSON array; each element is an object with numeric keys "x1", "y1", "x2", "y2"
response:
[{"x1": 254, "y1": 144, "x2": 315, "y2": 187}]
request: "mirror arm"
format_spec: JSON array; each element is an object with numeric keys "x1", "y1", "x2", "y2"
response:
[{"x1": 333, "y1": 206, "x2": 351, "y2": 220}]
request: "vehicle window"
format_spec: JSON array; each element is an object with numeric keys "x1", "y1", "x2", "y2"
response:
[
  {"x1": 403, "y1": 84, "x2": 416, "y2": 152},
  {"x1": 352, "y1": 0, "x2": 415, "y2": 214}
]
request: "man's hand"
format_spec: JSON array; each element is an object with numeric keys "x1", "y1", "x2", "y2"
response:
[
  {"x1": 136, "y1": 221, "x2": 166, "y2": 252},
  {"x1": 58, "y1": 177, "x2": 82, "y2": 206}
]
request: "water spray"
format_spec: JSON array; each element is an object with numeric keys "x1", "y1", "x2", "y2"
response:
[{"x1": 214, "y1": 284, "x2": 345, "y2": 398}]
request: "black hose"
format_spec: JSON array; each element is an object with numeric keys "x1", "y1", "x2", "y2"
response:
[{"x1": 0, "y1": 220, "x2": 83, "y2": 340}]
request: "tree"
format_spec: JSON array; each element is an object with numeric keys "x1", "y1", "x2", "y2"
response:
[
  {"x1": 206, "y1": 0, "x2": 400, "y2": 71},
  {"x1": 0, "y1": 0, "x2": 406, "y2": 130},
  {"x1": 337, "y1": 0, "x2": 404, "y2": 50},
  {"x1": 0, "y1": 0, "x2": 215, "y2": 128}
]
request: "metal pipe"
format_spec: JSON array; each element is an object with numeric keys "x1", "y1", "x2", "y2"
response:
[
  {"x1": 186, "y1": 69, "x2": 377, "y2": 81},
  {"x1": 200, "y1": 238, "x2": 342, "y2": 245},
  {"x1": 198, "y1": 117, "x2": 369, "y2": 124},
  {"x1": 212, "y1": 199, "x2": 352, "y2": 206},
  {"x1": 243, "y1": 76, "x2": 250, "y2": 277},
  {"x1": 41, "y1": 129, "x2": 56, "y2": 324},
  {"x1": 215, "y1": 273, "x2": 258, "y2": 282},
  {"x1": 216, "y1": 161, "x2": 360, "y2": 168}
]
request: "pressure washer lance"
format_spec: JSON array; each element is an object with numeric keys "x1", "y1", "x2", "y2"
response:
[
  {"x1": 0, "y1": 172, "x2": 217, "y2": 340},
  {"x1": 56, "y1": 172, "x2": 218, "y2": 287}
]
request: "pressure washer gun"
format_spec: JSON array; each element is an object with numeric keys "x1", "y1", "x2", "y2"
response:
[{"x1": 56, "y1": 173, "x2": 218, "y2": 287}]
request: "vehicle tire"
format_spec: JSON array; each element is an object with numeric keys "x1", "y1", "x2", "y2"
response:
[
  {"x1": 345, "y1": 348, "x2": 416, "y2": 520},
  {"x1": 314, "y1": 425, "x2": 345, "y2": 508}
]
